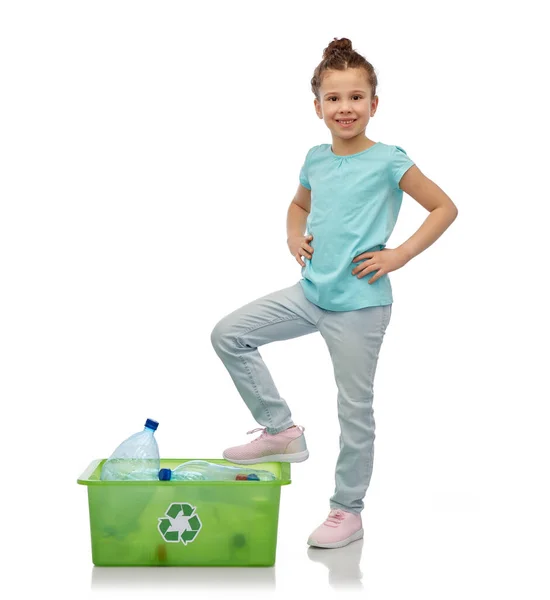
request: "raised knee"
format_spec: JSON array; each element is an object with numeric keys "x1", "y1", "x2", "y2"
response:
[
  {"x1": 210, "y1": 320, "x2": 224, "y2": 349},
  {"x1": 210, "y1": 318, "x2": 235, "y2": 351}
]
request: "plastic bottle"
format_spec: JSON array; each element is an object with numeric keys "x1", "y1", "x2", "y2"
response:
[
  {"x1": 158, "y1": 460, "x2": 276, "y2": 482},
  {"x1": 158, "y1": 466, "x2": 207, "y2": 481},
  {"x1": 100, "y1": 418, "x2": 160, "y2": 481}
]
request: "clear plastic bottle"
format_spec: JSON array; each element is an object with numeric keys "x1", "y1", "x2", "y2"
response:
[
  {"x1": 158, "y1": 466, "x2": 206, "y2": 481},
  {"x1": 158, "y1": 460, "x2": 276, "y2": 482},
  {"x1": 100, "y1": 418, "x2": 160, "y2": 481}
]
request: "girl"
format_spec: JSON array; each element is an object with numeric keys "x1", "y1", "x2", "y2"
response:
[{"x1": 210, "y1": 37, "x2": 458, "y2": 549}]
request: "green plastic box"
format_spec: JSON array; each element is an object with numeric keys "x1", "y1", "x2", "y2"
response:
[{"x1": 77, "y1": 458, "x2": 291, "y2": 567}]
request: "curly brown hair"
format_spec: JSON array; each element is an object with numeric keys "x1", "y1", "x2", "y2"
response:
[{"x1": 311, "y1": 37, "x2": 378, "y2": 101}]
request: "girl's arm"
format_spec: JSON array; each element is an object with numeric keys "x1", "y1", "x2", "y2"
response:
[{"x1": 396, "y1": 165, "x2": 458, "y2": 263}]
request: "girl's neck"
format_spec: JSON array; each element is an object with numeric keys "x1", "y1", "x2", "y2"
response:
[{"x1": 331, "y1": 136, "x2": 376, "y2": 156}]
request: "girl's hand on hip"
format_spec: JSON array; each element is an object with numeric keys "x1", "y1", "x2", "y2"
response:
[
  {"x1": 287, "y1": 234, "x2": 314, "y2": 267},
  {"x1": 351, "y1": 248, "x2": 409, "y2": 284}
]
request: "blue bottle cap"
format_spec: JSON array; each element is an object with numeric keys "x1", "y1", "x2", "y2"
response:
[
  {"x1": 247, "y1": 473, "x2": 260, "y2": 481},
  {"x1": 145, "y1": 418, "x2": 159, "y2": 431},
  {"x1": 158, "y1": 468, "x2": 172, "y2": 481}
]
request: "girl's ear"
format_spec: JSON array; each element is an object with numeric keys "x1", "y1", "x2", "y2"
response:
[{"x1": 314, "y1": 98, "x2": 322, "y2": 118}]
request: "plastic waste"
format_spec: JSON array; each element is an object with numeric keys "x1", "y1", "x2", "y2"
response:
[
  {"x1": 100, "y1": 418, "x2": 160, "y2": 481},
  {"x1": 158, "y1": 460, "x2": 276, "y2": 482},
  {"x1": 158, "y1": 465, "x2": 205, "y2": 481}
]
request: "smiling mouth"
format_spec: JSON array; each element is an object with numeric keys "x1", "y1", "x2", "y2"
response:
[{"x1": 336, "y1": 119, "x2": 357, "y2": 127}]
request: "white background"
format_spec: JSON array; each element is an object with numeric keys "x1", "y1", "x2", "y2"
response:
[{"x1": 1, "y1": 0, "x2": 548, "y2": 598}]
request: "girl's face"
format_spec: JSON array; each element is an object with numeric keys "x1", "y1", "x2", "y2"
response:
[{"x1": 314, "y1": 68, "x2": 378, "y2": 140}]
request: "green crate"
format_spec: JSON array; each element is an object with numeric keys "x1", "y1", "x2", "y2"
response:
[{"x1": 77, "y1": 458, "x2": 291, "y2": 567}]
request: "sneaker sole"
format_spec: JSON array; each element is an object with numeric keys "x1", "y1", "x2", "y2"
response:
[
  {"x1": 307, "y1": 527, "x2": 364, "y2": 549},
  {"x1": 222, "y1": 449, "x2": 309, "y2": 465}
]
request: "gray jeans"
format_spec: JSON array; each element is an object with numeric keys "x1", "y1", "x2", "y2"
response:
[{"x1": 210, "y1": 281, "x2": 392, "y2": 514}]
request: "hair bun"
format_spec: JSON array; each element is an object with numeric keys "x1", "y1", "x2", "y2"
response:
[
  {"x1": 323, "y1": 37, "x2": 353, "y2": 59},
  {"x1": 311, "y1": 37, "x2": 377, "y2": 103}
]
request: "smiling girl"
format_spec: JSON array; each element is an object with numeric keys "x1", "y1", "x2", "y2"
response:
[{"x1": 210, "y1": 37, "x2": 458, "y2": 549}]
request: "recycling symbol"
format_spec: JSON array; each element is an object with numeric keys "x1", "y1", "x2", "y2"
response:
[{"x1": 158, "y1": 502, "x2": 202, "y2": 545}]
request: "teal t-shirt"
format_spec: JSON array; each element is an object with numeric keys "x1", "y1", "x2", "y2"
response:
[{"x1": 298, "y1": 142, "x2": 415, "y2": 311}]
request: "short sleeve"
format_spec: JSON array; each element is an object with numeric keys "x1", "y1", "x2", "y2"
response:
[
  {"x1": 299, "y1": 148, "x2": 312, "y2": 190},
  {"x1": 390, "y1": 145, "x2": 415, "y2": 189}
]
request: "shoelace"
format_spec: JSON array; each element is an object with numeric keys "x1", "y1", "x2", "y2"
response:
[
  {"x1": 246, "y1": 425, "x2": 305, "y2": 443},
  {"x1": 324, "y1": 509, "x2": 346, "y2": 528},
  {"x1": 246, "y1": 427, "x2": 269, "y2": 444}
]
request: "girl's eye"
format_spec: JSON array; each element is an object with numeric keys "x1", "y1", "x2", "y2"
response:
[{"x1": 328, "y1": 96, "x2": 362, "y2": 101}]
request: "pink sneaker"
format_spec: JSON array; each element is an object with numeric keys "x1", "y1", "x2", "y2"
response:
[
  {"x1": 222, "y1": 425, "x2": 309, "y2": 464},
  {"x1": 307, "y1": 509, "x2": 364, "y2": 549}
]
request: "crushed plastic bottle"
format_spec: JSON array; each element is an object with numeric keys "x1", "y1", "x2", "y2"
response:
[
  {"x1": 100, "y1": 418, "x2": 160, "y2": 481},
  {"x1": 158, "y1": 460, "x2": 276, "y2": 482}
]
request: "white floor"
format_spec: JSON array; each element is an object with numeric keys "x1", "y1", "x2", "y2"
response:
[{"x1": 41, "y1": 474, "x2": 546, "y2": 599}]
